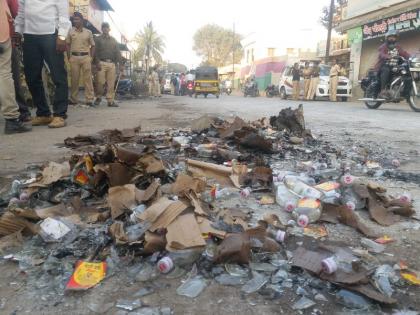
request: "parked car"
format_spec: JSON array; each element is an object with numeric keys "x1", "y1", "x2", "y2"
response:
[{"x1": 278, "y1": 63, "x2": 352, "y2": 101}]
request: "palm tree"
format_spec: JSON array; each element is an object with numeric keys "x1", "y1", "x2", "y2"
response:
[{"x1": 133, "y1": 22, "x2": 165, "y2": 74}]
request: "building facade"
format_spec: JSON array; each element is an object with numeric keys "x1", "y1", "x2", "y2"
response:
[{"x1": 337, "y1": 0, "x2": 420, "y2": 97}]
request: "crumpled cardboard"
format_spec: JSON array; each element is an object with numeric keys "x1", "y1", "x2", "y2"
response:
[
  {"x1": 108, "y1": 184, "x2": 139, "y2": 219},
  {"x1": 186, "y1": 192, "x2": 207, "y2": 216},
  {"x1": 0, "y1": 212, "x2": 38, "y2": 236},
  {"x1": 269, "y1": 105, "x2": 306, "y2": 136},
  {"x1": 109, "y1": 221, "x2": 129, "y2": 244},
  {"x1": 144, "y1": 231, "x2": 167, "y2": 253},
  {"x1": 166, "y1": 213, "x2": 206, "y2": 250},
  {"x1": 136, "y1": 180, "x2": 160, "y2": 203},
  {"x1": 196, "y1": 216, "x2": 226, "y2": 239},
  {"x1": 137, "y1": 197, "x2": 174, "y2": 223},
  {"x1": 234, "y1": 126, "x2": 273, "y2": 153},
  {"x1": 171, "y1": 174, "x2": 206, "y2": 195},
  {"x1": 368, "y1": 196, "x2": 399, "y2": 226},
  {"x1": 95, "y1": 163, "x2": 134, "y2": 187},
  {"x1": 292, "y1": 247, "x2": 330, "y2": 274},
  {"x1": 113, "y1": 146, "x2": 143, "y2": 166},
  {"x1": 187, "y1": 159, "x2": 234, "y2": 187},
  {"x1": 214, "y1": 233, "x2": 251, "y2": 264},
  {"x1": 341, "y1": 284, "x2": 397, "y2": 304},
  {"x1": 332, "y1": 204, "x2": 379, "y2": 238},
  {"x1": 30, "y1": 161, "x2": 70, "y2": 188},
  {"x1": 190, "y1": 115, "x2": 218, "y2": 132},
  {"x1": 149, "y1": 200, "x2": 189, "y2": 232},
  {"x1": 219, "y1": 116, "x2": 247, "y2": 139},
  {"x1": 137, "y1": 153, "x2": 165, "y2": 174}
]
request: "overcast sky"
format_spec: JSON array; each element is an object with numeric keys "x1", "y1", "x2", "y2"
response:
[{"x1": 107, "y1": 0, "x2": 331, "y2": 67}]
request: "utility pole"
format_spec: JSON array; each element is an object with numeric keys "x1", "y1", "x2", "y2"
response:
[
  {"x1": 232, "y1": 23, "x2": 235, "y2": 88},
  {"x1": 325, "y1": 0, "x2": 335, "y2": 63}
]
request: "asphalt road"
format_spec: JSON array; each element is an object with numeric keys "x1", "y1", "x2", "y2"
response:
[{"x1": 0, "y1": 94, "x2": 419, "y2": 175}]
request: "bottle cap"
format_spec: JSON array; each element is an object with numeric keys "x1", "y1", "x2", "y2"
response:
[
  {"x1": 345, "y1": 201, "x2": 356, "y2": 211},
  {"x1": 285, "y1": 201, "x2": 296, "y2": 212},
  {"x1": 392, "y1": 159, "x2": 400, "y2": 168},
  {"x1": 157, "y1": 257, "x2": 174, "y2": 274},
  {"x1": 19, "y1": 192, "x2": 29, "y2": 201},
  {"x1": 321, "y1": 256, "x2": 338, "y2": 274},
  {"x1": 342, "y1": 174, "x2": 355, "y2": 185},
  {"x1": 275, "y1": 230, "x2": 286, "y2": 242},
  {"x1": 399, "y1": 193, "x2": 411, "y2": 204},
  {"x1": 297, "y1": 215, "x2": 309, "y2": 227},
  {"x1": 240, "y1": 188, "x2": 251, "y2": 198}
]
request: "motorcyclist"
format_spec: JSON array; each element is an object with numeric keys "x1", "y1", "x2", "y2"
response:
[{"x1": 375, "y1": 29, "x2": 410, "y2": 98}]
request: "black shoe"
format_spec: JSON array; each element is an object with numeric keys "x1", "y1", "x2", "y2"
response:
[
  {"x1": 107, "y1": 101, "x2": 119, "y2": 107},
  {"x1": 5, "y1": 119, "x2": 32, "y2": 134},
  {"x1": 19, "y1": 114, "x2": 32, "y2": 123}
]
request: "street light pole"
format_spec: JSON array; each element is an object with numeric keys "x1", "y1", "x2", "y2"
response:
[
  {"x1": 325, "y1": 0, "x2": 335, "y2": 63},
  {"x1": 232, "y1": 22, "x2": 235, "y2": 88}
]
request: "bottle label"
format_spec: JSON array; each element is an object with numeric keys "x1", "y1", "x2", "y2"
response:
[
  {"x1": 298, "y1": 198, "x2": 321, "y2": 209},
  {"x1": 315, "y1": 182, "x2": 340, "y2": 192}
]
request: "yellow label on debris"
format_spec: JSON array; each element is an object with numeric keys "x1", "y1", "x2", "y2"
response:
[
  {"x1": 315, "y1": 182, "x2": 340, "y2": 192},
  {"x1": 401, "y1": 271, "x2": 420, "y2": 285},
  {"x1": 298, "y1": 198, "x2": 320, "y2": 209},
  {"x1": 66, "y1": 261, "x2": 106, "y2": 290}
]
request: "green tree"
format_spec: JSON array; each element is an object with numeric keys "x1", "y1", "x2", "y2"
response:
[
  {"x1": 193, "y1": 24, "x2": 243, "y2": 67},
  {"x1": 133, "y1": 22, "x2": 165, "y2": 73}
]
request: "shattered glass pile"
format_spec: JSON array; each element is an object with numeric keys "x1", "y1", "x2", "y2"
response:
[{"x1": 0, "y1": 105, "x2": 419, "y2": 314}]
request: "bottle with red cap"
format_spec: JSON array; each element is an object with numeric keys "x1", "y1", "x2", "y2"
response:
[{"x1": 157, "y1": 249, "x2": 202, "y2": 274}]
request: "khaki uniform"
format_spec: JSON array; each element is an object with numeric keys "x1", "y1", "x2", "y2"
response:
[
  {"x1": 148, "y1": 71, "x2": 160, "y2": 97},
  {"x1": 94, "y1": 34, "x2": 122, "y2": 102},
  {"x1": 0, "y1": 39, "x2": 20, "y2": 120},
  {"x1": 307, "y1": 65, "x2": 320, "y2": 100},
  {"x1": 329, "y1": 64, "x2": 341, "y2": 102},
  {"x1": 67, "y1": 27, "x2": 95, "y2": 103},
  {"x1": 302, "y1": 67, "x2": 312, "y2": 100}
]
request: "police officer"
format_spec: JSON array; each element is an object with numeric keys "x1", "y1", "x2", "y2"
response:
[
  {"x1": 67, "y1": 12, "x2": 95, "y2": 106},
  {"x1": 307, "y1": 61, "x2": 320, "y2": 101},
  {"x1": 94, "y1": 22, "x2": 123, "y2": 107},
  {"x1": 329, "y1": 59, "x2": 341, "y2": 102},
  {"x1": 302, "y1": 62, "x2": 311, "y2": 100},
  {"x1": 148, "y1": 66, "x2": 160, "y2": 97}
]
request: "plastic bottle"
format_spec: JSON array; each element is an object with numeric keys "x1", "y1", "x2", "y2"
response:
[
  {"x1": 266, "y1": 227, "x2": 286, "y2": 243},
  {"x1": 398, "y1": 192, "x2": 411, "y2": 204},
  {"x1": 240, "y1": 187, "x2": 252, "y2": 198},
  {"x1": 157, "y1": 249, "x2": 202, "y2": 274},
  {"x1": 275, "y1": 183, "x2": 299, "y2": 212},
  {"x1": 212, "y1": 187, "x2": 237, "y2": 200},
  {"x1": 292, "y1": 198, "x2": 322, "y2": 227},
  {"x1": 341, "y1": 187, "x2": 365, "y2": 210},
  {"x1": 284, "y1": 177, "x2": 322, "y2": 199},
  {"x1": 322, "y1": 254, "x2": 354, "y2": 274}
]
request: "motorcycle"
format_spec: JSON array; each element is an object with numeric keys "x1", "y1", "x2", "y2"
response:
[
  {"x1": 116, "y1": 78, "x2": 141, "y2": 98},
  {"x1": 265, "y1": 84, "x2": 279, "y2": 98},
  {"x1": 243, "y1": 81, "x2": 259, "y2": 97},
  {"x1": 186, "y1": 81, "x2": 194, "y2": 97},
  {"x1": 360, "y1": 56, "x2": 420, "y2": 112}
]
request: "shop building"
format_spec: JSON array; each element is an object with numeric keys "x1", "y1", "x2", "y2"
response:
[{"x1": 336, "y1": 0, "x2": 420, "y2": 97}]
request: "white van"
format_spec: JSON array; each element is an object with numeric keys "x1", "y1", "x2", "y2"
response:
[{"x1": 278, "y1": 64, "x2": 352, "y2": 101}]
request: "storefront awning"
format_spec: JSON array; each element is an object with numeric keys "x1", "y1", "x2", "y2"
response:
[{"x1": 336, "y1": 0, "x2": 419, "y2": 32}]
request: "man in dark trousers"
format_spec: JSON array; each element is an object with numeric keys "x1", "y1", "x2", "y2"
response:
[{"x1": 15, "y1": 0, "x2": 71, "y2": 128}]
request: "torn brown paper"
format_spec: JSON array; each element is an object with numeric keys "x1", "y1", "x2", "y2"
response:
[{"x1": 166, "y1": 213, "x2": 206, "y2": 250}]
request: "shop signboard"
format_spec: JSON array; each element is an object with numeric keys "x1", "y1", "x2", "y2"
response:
[{"x1": 362, "y1": 9, "x2": 420, "y2": 40}]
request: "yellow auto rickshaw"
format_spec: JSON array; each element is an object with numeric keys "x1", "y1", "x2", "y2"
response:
[{"x1": 194, "y1": 66, "x2": 220, "y2": 98}]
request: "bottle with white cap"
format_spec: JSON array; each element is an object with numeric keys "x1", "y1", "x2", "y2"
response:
[
  {"x1": 291, "y1": 198, "x2": 322, "y2": 227},
  {"x1": 284, "y1": 177, "x2": 322, "y2": 200},
  {"x1": 321, "y1": 253, "x2": 355, "y2": 274},
  {"x1": 275, "y1": 182, "x2": 299, "y2": 212},
  {"x1": 157, "y1": 249, "x2": 202, "y2": 274},
  {"x1": 341, "y1": 187, "x2": 365, "y2": 210},
  {"x1": 266, "y1": 227, "x2": 286, "y2": 243}
]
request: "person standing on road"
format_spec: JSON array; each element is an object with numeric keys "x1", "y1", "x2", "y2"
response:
[
  {"x1": 307, "y1": 61, "x2": 320, "y2": 101},
  {"x1": 291, "y1": 62, "x2": 300, "y2": 100},
  {"x1": 302, "y1": 61, "x2": 311, "y2": 100},
  {"x1": 0, "y1": 0, "x2": 31, "y2": 134},
  {"x1": 94, "y1": 22, "x2": 123, "y2": 107},
  {"x1": 329, "y1": 59, "x2": 341, "y2": 102},
  {"x1": 148, "y1": 66, "x2": 160, "y2": 97},
  {"x1": 15, "y1": 0, "x2": 71, "y2": 128},
  {"x1": 67, "y1": 12, "x2": 95, "y2": 106},
  {"x1": 170, "y1": 73, "x2": 176, "y2": 95}
]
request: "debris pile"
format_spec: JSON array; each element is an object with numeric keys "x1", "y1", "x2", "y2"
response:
[{"x1": 0, "y1": 106, "x2": 419, "y2": 313}]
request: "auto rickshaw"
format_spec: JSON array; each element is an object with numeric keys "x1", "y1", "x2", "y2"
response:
[{"x1": 194, "y1": 66, "x2": 220, "y2": 98}]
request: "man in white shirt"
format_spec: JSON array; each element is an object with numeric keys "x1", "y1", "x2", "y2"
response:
[{"x1": 15, "y1": 0, "x2": 71, "y2": 128}]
